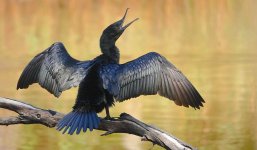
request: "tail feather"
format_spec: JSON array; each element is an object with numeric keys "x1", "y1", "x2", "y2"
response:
[
  {"x1": 56, "y1": 110, "x2": 100, "y2": 135},
  {"x1": 57, "y1": 112, "x2": 74, "y2": 130},
  {"x1": 62, "y1": 112, "x2": 80, "y2": 134},
  {"x1": 76, "y1": 113, "x2": 85, "y2": 134},
  {"x1": 92, "y1": 113, "x2": 97, "y2": 128},
  {"x1": 83, "y1": 114, "x2": 88, "y2": 132},
  {"x1": 68, "y1": 113, "x2": 81, "y2": 135},
  {"x1": 88, "y1": 112, "x2": 93, "y2": 131},
  {"x1": 93, "y1": 112, "x2": 100, "y2": 128}
]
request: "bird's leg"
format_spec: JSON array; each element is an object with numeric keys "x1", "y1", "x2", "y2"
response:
[{"x1": 104, "y1": 105, "x2": 112, "y2": 120}]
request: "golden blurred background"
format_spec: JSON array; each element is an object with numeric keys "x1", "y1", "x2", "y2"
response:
[{"x1": 0, "y1": 0, "x2": 256, "y2": 150}]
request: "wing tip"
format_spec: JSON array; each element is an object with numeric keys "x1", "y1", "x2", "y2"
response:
[
  {"x1": 173, "y1": 97, "x2": 205, "y2": 110},
  {"x1": 16, "y1": 79, "x2": 30, "y2": 90},
  {"x1": 191, "y1": 99, "x2": 205, "y2": 110},
  {"x1": 16, "y1": 84, "x2": 21, "y2": 90},
  {"x1": 16, "y1": 85, "x2": 24, "y2": 90}
]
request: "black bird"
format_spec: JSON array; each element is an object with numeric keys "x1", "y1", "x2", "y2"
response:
[{"x1": 17, "y1": 9, "x2": 204, "y2": 135}]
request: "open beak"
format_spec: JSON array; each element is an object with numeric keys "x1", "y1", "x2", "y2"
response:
[{"x1": 119, "y1": 8, "x2": 139, "y2": 30}]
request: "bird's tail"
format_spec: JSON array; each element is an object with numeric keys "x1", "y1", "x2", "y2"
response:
[{"x1": 56, "y1": 109, "x2": 100, "y2": 135}]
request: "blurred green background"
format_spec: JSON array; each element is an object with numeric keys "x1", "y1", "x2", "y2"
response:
[{"x1": 0, "y1": 0, "x2": 256, "y2": 150}]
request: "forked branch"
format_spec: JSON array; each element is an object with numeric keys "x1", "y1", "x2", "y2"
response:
[{"x1": 0, "y1": 97, "x2": 196, "y2": 150}]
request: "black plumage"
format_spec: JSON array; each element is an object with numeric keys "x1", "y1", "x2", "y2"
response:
[
  {"x1": 17, "y1": 9, "x2": 204, "y2": 135},
  {"x1": 17, "y1": 43, "x2": 94, "y2": 97}
]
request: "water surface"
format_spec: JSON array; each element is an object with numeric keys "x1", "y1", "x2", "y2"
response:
[{"x1": 0, "y1": 1, "x2": 256, "y2": 150}]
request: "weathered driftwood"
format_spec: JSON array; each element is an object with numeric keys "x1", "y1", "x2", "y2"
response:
[{"x1": 0, "y1": 97, "x2": 196, "y2": 150}]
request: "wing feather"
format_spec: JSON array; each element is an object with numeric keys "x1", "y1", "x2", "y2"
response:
[
  {"x1": 17, "y1": 42, "x2": 94, "y2": 97},
  {"x1": 100, "y1": 52, "x2": 204, "y2": 109}
]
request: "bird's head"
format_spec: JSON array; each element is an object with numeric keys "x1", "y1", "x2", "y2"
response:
[{"x1": 100, "y1": 8, "x2": 138, "y2": 48}]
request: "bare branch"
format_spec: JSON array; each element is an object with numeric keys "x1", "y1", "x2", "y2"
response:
[
  {"x1": 0, "y1": 97, "x2": 196, "y2": 150},
  {"x1": 0, "y1": 116, "x2": 31, "y2": 125}
]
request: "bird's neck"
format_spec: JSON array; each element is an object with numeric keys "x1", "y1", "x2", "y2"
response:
[{"x1": 100, "y1": 41, "x2": 120, "y2": 63}]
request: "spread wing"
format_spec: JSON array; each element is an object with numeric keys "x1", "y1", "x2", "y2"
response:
[
  {"x1": 17, "y1": 42, "x2": 95, "y2": 97},
  {"x1": 100, "y1": 52, "x2": 205, "y2": 109}
]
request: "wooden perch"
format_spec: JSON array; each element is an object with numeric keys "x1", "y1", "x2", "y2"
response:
[{"x1": 0, "y1": 97, "x2": 196, "y2": 150}]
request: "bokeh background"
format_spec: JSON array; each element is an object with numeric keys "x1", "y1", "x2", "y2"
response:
[{"x1": 0, "y1": 0, "x2": 256, "y2": 150}]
